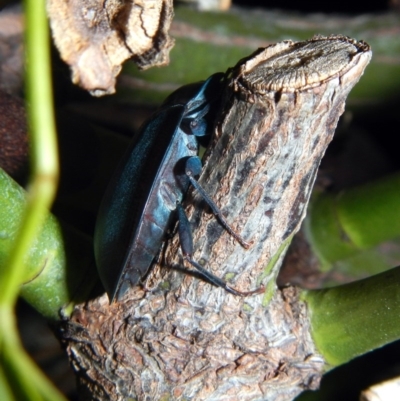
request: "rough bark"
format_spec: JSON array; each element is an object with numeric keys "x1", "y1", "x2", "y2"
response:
[{"x1": 60, "y1": 36, "x2": 371, "y2": 400}]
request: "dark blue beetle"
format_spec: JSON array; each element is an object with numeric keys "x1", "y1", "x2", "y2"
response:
[{"x1": 95, "y1": 73, "x2": 261, "y2": 301}]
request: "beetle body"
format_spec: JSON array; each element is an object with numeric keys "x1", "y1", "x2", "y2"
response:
[{"x1": 95, "y1": 75, "x2": 223, "y2": 301}]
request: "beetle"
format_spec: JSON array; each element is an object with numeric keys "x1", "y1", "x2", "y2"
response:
[{"x1": 94, "y1": 73, "x2": 262, "y2": 302}]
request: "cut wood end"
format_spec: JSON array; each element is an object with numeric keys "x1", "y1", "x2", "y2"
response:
[{"x1": 232, "y1": 35, "x2": 372, "y2": 96}]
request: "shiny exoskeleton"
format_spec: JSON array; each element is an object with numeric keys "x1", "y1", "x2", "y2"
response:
[{"x1": 94, "y1": 74, "x2": 262, "y2": 301}]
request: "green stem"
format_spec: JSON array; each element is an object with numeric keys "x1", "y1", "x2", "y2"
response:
[
  {"x1": 305, "y1": 172, "x2": 400, "y2": 268},
  {"x1": 0, "y1": 0, "x2": 58, "y2": 307},
  {"x1": 0, "y1": 357, "x2": 15, "y2": 401},
  {"x1": 301, "y1": 266, "x2": 400, "y2": 368},
  {"x1": 0, "y1": 0, "x2": 66, "y2": 400},
  {"x1": 338, "y1": 173, "x2": 400, "y2": 248}
]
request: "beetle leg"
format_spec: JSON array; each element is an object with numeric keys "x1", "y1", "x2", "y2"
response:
[
  {"x1": 177, "y1": 202, "x2": 194, "y2": 259},
  {"x1": 184, "y1": 157, "x2": 250, "y2": 249},
  {"x1": 184, "y1": 258, "x2": 265, "y2": 297},
  {"x1": 176, "y1": 203, "x2": 263, "y2": 297}
]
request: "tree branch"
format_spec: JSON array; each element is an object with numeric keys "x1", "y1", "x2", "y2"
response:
[{"x1": 60, "y1": 35, "x2": 371, "y2": 400}]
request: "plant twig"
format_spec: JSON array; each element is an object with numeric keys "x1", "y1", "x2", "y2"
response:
[{"x1": 61, "y1": 35, "x2": 371, "y2": 400}]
